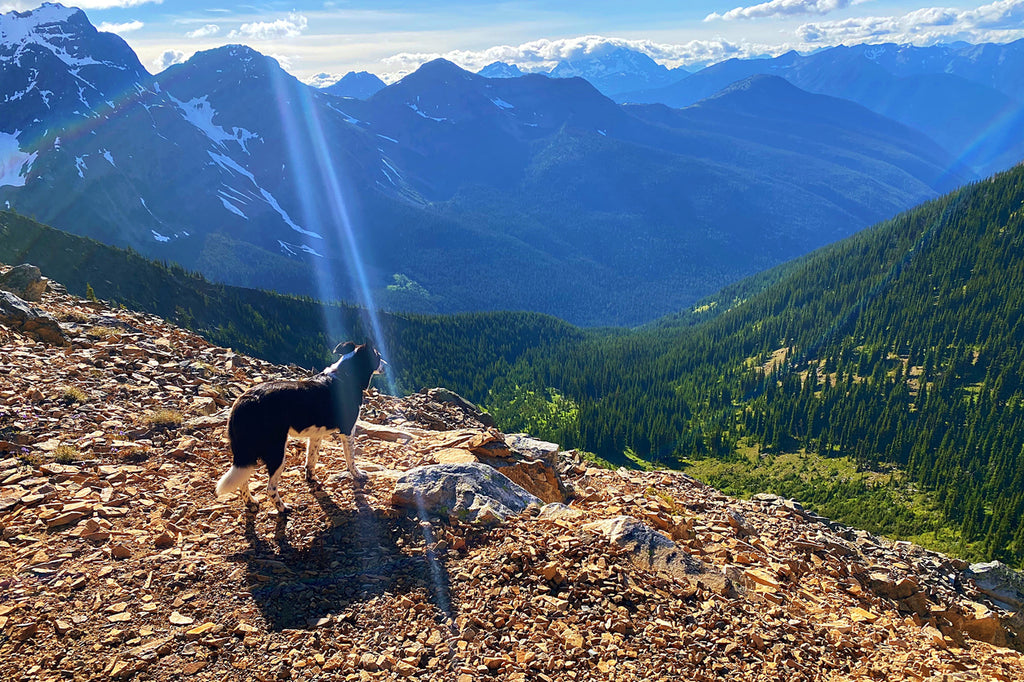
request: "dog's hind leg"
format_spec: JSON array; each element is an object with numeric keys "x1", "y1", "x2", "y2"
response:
[
  {"x1": 304, "y1": 437, "x2": 322, "y2": 481},
  {"x1": 341, "y1": 434, "x2": 367, "y2": 481},
  {"x1": 216, "y1": 465, "x2": 257, "y2": 511}
]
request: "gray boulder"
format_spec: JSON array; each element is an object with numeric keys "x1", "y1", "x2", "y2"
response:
[
  {"x1": 583, "y1": 515, "x2": 709, "y2": 581},
  {"x1": 391, "y1": 462, "x2": 541, "y2": 525},
  {"x1": 0, "y1": 264, "x2": 47, "y2": 302},
  {"x1": 966, "y1": 561, "x2": 1024, "y2": 611},
  {"x1": 0, "y1": 291, "x2": 67, "y2": 345}
]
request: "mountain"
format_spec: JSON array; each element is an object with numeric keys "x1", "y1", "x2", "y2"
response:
[
  {"x1": 0, "y1": 6, "x2": 973, "y2": 325},
  {"x1": 477, "y1": 61, "x2": 523, "y2": 78},
  {"x1": 340, "y1": 61, "x2": 968, "y2": 322},
  {"x1": 547, "y1": 45, "x2": 687, "y2": 96},
  {"x1": 0, "y1": 3, "x2": 147, "y2": 134},
  {"x1": 0, "y1": 3, "x2": 424, "y2": 301},
  {"x1": 619, "y1": 42, "x2": 1024, "y2": 176},
  {"x1": 4, "y1": 267, "x2": 1023, "y2": 676},
  {"x1": 475, "y1": 47, "x2": 689, "y2": 96},
  {"x1": 320, "y1": 70, "x2": 386, "y2": 99}
]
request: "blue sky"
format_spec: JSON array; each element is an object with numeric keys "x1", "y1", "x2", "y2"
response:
[{"x1": 4, "y1": 1, "x2": 1024, "y2": 83}]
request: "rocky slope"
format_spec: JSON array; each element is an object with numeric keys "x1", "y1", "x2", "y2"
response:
[{"x1": 1, "y1": 263, "x2": 1023, "y2": 681}]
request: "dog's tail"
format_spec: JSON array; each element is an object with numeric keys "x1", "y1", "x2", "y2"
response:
[{"x1": 215, "y1": 465, "x2": 254, "y2": 498}]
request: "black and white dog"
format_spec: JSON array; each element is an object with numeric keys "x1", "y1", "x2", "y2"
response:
[{"x1": 215, "y1": 342, "x2": 385, "y2": 513}]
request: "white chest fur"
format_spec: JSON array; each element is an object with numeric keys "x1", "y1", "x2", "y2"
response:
[{"x1": 288, "y1": 425, "x2": 336, "y2": 439}]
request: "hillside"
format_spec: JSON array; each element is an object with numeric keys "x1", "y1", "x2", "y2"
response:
[
  {"x1": 470, "y1": 162, "x2": 1024, "y2": 567},
  {"x1": 0, "y1": 210, "x2": 582, "y2": 397},
  {"x1": 2, "y1": 266, "x2": 1024, "y2": 680}
]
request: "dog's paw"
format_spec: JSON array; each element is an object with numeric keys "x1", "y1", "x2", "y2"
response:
[
  {"x1": 304, "y1": 467, "x2": 316, "y2": 482},
  {"x1": 348, "y1": 467, "x2": 368, "y2": 481}
]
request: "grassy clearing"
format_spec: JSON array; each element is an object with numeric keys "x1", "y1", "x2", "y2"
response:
[{"x1": 679, "y1": 446, "x2": 982, "y2": 562}]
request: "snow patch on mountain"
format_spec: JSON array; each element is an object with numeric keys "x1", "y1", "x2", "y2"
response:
[
  {"x1": 218, "y1": 195, "x2": 247, "y2": 219},
  {"x1": 74, "y1": 154, "x2": 86, "y2": 178},
  {"x1": 208, "y1": 151, "x2": 322, "y2": 240},
  {"x1": 169, "y1": 94, "x2": 259, "y2": 153},
  {"x1": 278, "y1": 239, "x2": 324, "y2": 258},
  {"x1": 407, "y1": 103, "x2": 448, "y2": 122},
  {"x1": 380, "y1": 157, "x2": 403, "y2": 186},
  {"x1": 490, "y1": 98, "x2": 515, "y2": 110},
  {"x1": 217, "y1": 186, "x2": 250, "y2": 219},
  {"x1": 0, "y1": 131, "x2": 37, "y2": 187},
  {"x1": 326, "y1": 103, "x2": 362, "y2": 125}
]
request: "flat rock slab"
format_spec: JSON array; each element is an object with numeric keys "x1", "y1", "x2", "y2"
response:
[
  {"x1": 505, "y1": 433, "x2": 560, "y2": 465},
  {"x1": 967, "y1": 561, "x2": 1024, "y2": 611},
  {"x1": 391, "y1": 462, "x2": 541, "y2": 525}
]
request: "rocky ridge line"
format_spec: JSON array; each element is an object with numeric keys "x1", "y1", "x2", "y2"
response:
[{"x1": 1, "y1": 263, "x2": 1023, "y2": 681}]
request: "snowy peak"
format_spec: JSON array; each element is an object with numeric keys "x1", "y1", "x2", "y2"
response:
[
  {"x1": 0, "y1": 2, "x2": 149, "y2": 137},
  {"x1": 548, "y1": 46, "x2": 684, "y2": 96},
  {"x1": 550, "y1": 46, "x2": 663, "y2": 79},
  {"x1": 321, "y1": 71, "x2": 386, "y2": 99},
  {"x1": 0, "y1": 2, "x2": 144, "y2": 73},
  {"x1": 478, "y1": 61, "x2": 524, "y2": 79},
  {"x1": 1, "y1": 3, "x2": 85, "y2": 51},
  {"x1": 166, "y1": 44, "x2": 284, "y2": 88}
]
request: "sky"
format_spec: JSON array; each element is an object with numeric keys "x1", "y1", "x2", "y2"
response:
[{"x1": 3, "y1": 0, "x2": 1024, "y2": 84}]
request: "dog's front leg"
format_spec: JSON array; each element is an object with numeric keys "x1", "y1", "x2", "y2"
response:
[
  {"x1": 240, "y1": 483, "x2": 257, "y2": 511},
  {"x1": 341, "y1": 434, "x2": 367, "y2": 480},
  {"x1": 267, "y1": 462, "x2": 290, "y2": 514},
  {"x1": 305, "y1": 437, "x2": 322, "y2": 481}
]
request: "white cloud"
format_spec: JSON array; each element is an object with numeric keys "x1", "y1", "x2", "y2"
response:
[
  {"x1": 186, "y1": 24, "x2": 220, "y2": 39},
  {"x1": 380, "y1": 35, "x2": 778, "y2": 80},
  {"x1": 305, "y1": 71, "x2": 342, "y2": 88},
  {"x1": 228, "y1": 12, "x2": 308, "y2": 41},
  {"x1": 706, "y1": 0, "x2": 861, "y2": 22},
  {"x1": 798, "y1": 0, "x2": 1024, "y2": 44},
  {"x1": 96, "y1": 20, "x2": 144, "y2": 34},
  {"x1": 152, "y1": 49, "x2": 187, "y2": 72},
  {"x1": 268, "y1": 53, "x2": 295, "y2": 71}
]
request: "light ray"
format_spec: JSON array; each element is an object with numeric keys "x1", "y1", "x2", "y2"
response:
[{"x1": 265, "y1": 64, "x2": 398, "y2": 392}]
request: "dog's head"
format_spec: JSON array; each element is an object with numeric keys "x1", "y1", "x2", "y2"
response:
[{"x1": 326, "y1": 341, "x2": 386, "y2": 385}]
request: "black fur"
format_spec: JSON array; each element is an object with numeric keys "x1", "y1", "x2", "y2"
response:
[{"x1": 217, "y1": 343, "x2": 383, "y2": 512}]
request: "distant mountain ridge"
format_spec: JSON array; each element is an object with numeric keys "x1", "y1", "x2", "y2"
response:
[
  {"x1": 475, "y1": 46, "x2": 689, "y2": 96},
  {"x1": 619, "y1": 40, "x2": 1024, "y2": 176},
  {"x1": 0, "y1": 4, "x2": 978, "y2": 325}
]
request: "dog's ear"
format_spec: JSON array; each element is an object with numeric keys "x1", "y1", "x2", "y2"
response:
[{"x1": 333, "y1": 341, "x2": 357, "y2": 356}]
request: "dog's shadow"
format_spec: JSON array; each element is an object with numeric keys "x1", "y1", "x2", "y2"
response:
[{"x1": 233, "y1": 477, "x2": 453, "y2": 632}]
